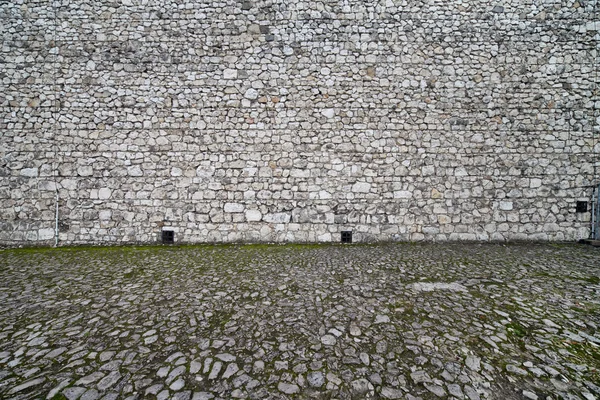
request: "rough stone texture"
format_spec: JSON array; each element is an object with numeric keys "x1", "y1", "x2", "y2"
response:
[
  {"x1": 0, "y1": 0, "x2": 598, "y2": 245},
  {"x1": 0, "y1": 243, "x2": 599, "y2": 399}
]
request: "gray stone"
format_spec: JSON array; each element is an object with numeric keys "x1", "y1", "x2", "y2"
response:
[
  {"x1": 45, "y1": 347, "x2": 67, "y2": 359},
  {"x1": 47, "y1": 379, "x2": 71, "y2": 399},
  {"x1": 208, "y1": 361, "x2": 222, "y2": 380},
  {"x1": 64, "y1": 387, "x2": 86, "y2": 400},
  {"x1": 307, "y1": 371, "x2": 325, "y2": 387},
  {"x1": 76, "y1": 372, "x2": 105, "y2": 386},
  {"x1": 245, "y1": 210, "x2": 262, "y2": 222},
  {"x1": 277, "y1": 382, "x2": 299, "y2": 394},
  {"x1": 523, "y1": 390, "x2": 538, "y2": 400},
  {"x1": 20, "y1": 168, "x2": 39, "y2": 178},
  {"x1": 244, "y1": 88, "x2": 258, "y2": 100},
  {"x1": 381, "y1": 387, "x2": 404, "y2": 399},
  {"x1": 157, "y1": 390, "x2": 170, "y2": 400},
  {"x1": 506, "y1": 364, "x2": 528, "y2": 376},
  {"x1": 349, "y1": 325, "x2": 362, "y2": 336},
  {"x1": 222, "y1": 363, "x2": 239, "y2": 379},
  {"x1": 215, "y1": 353, "x2": 236, "y2": 362},
  {"x1": 410, "y1": 282, "x2": 468, "y2": 292},
  {"x1": 190, "y1": 358, "x2": 202, "y2": 374},
  {"x1": 321, "y1": 109, "x2": 335, "y2": 119},
  {"x1": 97, "y1": 372, "x2": 121, "y2": 391},
  {"x1": 192, "y1": 393, "x2": 214, "y2": 400},
  {"x1": 170, "y1": 378, "x2": 185, "y2": 391},
  {"x1": 8, "y1": 377, "x2": 45, "y2": 394},
  {"x1": 223, "y1": 69, "x2": 237, "y2": 79},
  {"x1": 145, "y1": 384, "x2": 163, "y2": 396},
  {"x1": 173, "y1": 391, "x2": 192, "y2": 400},
  {"x1": 253, "y1": 360, "x2": 264, "y2": 373},
  {"x1": 352, "y1": 182, "x2": 371, "y2": 193},
  {"x1": 80, "y1": 389, "x2": 100, "y2": 400},
  {"x1": 465, "y1": 355, "x2": 481, "y2": 371},
  {"x1": 350, "y1": 378, "x2": 371, "y2": 394},
  {"x1": 411, "y1": 370, "x2": 432, "y2": 384},
  {"x1": 447, "y1": 383, "x2": 463, "y2": 397},
  {"x1": 374, "y1": 314, "x2": 390, "y2": 324},
  {"x1": 464, "y1": 385, "x2": 481, "y2": 400},
  {"x1": 321, "y1": 334, "x2": 336, "y2": 345},
  {"x1": 425, "y1": 384, "x2": 446, "y2": 397}
]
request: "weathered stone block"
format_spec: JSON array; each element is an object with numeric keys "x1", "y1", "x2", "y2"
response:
[
  {"x1": 245, "y1": 210, "x2": 262, "y2": 222},
  {"x1": 224, "y1": 203, "x2": 244, "y2": 213},
  {"x1": 20, "y1": 168, "x2": 38, "y2": 177}
]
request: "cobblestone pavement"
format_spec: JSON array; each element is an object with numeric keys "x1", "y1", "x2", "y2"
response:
[{"x1": 0, "y1": 243, "x2": 599, "y2": 400}]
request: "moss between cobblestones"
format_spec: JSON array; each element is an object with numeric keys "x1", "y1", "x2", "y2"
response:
[
  {"x1": 206, "y1": 310, "x2": 235, "y2": 332},
  {"x1": 505, "y1": 321, "x2": 533, "y2": 350},
  {"x1": 550, "y1": 339, "x2": 600, "y2": 384},
  {"x1": 566, "y1": 342, "x2": 600, "y2": 365},
  {"x1": 572, "y1": 302, "x2": 600, "y2": 316},
  {"x1": 0, "y1": 241, "x2": 390, "y2": 257}
]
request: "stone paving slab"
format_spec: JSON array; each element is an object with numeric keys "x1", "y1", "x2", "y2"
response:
[{"x1": 0, "y1": 243, "x2": 599, "y2": 400}]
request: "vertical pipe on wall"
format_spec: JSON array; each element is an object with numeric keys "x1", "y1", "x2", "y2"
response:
[
  {"x1": 595, "y1": 3, "x2": 599, "y2": 203},
  {"x1": 592, "y1": 186, "x2": 596, "y2": 240},
  {"x1": 596, "y1": 184, "x2": 600, "y2": 240},
  {"x1": 52, "y1": 1, "x2": 60, "y2": 247},
  {"x1": 55, "y1": 191, "x2": 59, "y2": 247}
]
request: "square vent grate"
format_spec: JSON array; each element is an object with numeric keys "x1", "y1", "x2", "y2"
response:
[
  {"x1": 162, "y1": 230, "x2": 174, "y2": 244},
  {"x1": 576, "y1": 201, "x2": 588, "y2": 213},
  {"x1": 341, "y1": 231, "x2": 352, "y2": 243}
]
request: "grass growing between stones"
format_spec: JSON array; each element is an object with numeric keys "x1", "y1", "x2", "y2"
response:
[
  {"x1": 504, "y1": 321, "x2": 536, "y2": 353},
  {"x1": 571, "y1": 302, "x2": 600, "y2": 316},
  {"x1": 583, "y1": 276, "x2": 600, "y2": 285},
  {"x1": 566, "y1": 342, "x2": 600, "y2": 364}
]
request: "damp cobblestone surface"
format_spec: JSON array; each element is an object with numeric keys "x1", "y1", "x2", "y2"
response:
[{"x1": 0, "y1": 243, "x2": 599, "y2": 400}]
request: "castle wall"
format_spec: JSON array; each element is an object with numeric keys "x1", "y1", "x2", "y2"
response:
[{"x1": 1, "y1": 0, "x2": 598, "y2": 244}]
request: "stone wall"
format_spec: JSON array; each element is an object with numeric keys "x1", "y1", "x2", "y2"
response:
[{"x1": 1, "y1": 0, "x2": 598, "y2": 245}]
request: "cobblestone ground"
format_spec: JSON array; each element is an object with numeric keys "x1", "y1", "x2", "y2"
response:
[{"x1": 0, "y1": 243, "x2": 599, "y2": 400}]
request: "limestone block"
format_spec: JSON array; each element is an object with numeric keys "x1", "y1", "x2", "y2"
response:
[
  {"x1": 530, "y1": 178, "x2": 542, "y2": 188},
  {"x1": 244, "y1": 88, "x2": 259, "y2": 100},
  {"x1": 224, "y1": 203, "x2": 245, "y2": 213},
  {"x1": 224, "y1": 69, "x2": 237, "y2": 79},
  {"x1": 171, "y1": 167, "x2": 183, "y2": 177},
  {"x1": 38, "y1": 228, "x2": 54, "y2": 240},
  {"x1": 98, "y1": 188, "x2": 112, "y2": 200},
  {"x1": 99, "y1": 210, "x2": 112, "y2": 220},
  {"x1": 264, "y1": 213, "x2": 291, "y2": 223},
  {"x1": 394, "y1": 191, "x2": 412, "y2": 199},
  {"x1": 20, "y1": 168, "x2": 38, "y2": 177},
  {"x1": 245, "y1": 210, "x2": 262, "y2": 222},
  {"x1": 128, "y1": 166, "x2": 143, "y2": 177},
  {"x1": 352, "y1": 182, "x2": 371, "y2": 193},
  {"x1": 77, "y1": 166, "x2": 93, "y2": 177},
  {"x1": 321, "y1": 109, "x2": 335, "y2": 118}
]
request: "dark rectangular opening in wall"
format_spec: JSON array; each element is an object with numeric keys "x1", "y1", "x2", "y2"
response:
[
  {"x1": 162, "y1": 230, "x2": 174, "y2": 244},
  {"x1": 341, "y1": 231, "x2": 352, "y2": 243},
  {"x1": 576, "y1": 201, "x2": 588, "y2": 213}
]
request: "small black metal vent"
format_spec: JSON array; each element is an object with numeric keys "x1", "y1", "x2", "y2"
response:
[
  {"x1": 576, "y1": 201, "x2": 588, "y2": 213},
  {"x1": 341, "y1": 231, "x2": 352, "y2": 243},
  {"x1": 162, "y1": 230, "x2": 174, "y2": 244}
]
